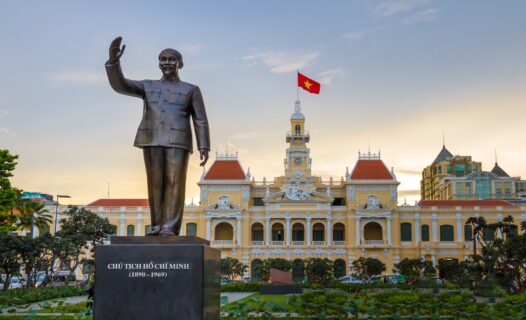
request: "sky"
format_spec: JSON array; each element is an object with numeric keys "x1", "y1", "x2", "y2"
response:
[{"x1": 1, "y1": 0, "x2": 525, "y2": 205}]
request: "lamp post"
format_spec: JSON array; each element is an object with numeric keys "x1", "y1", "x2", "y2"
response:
[{"x1": 54, "y1": 194, "x2": 71, "y2": 234}]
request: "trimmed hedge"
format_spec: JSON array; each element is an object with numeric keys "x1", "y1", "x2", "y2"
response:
[
  {"x1": 220, "y1": 282, "x2": 260, "y2": 292},
  {"x1": 0, "y1": 285, "x2": 87, "y2": 307}
]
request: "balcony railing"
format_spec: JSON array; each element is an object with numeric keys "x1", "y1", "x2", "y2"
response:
[
  {"x1": 272, "y1": 241, "x2": 284, "y2": 246},
  {"x1": 313, "y1": 241, "x2": 326, "y2": 246},
  {"x1": 364, "y1": 240, "x2": 384, "y2": 245},
  {"x1": 401, "y1": 241, "x2": 413, "y2": 246},
  {"x1": 292, "y1": 241, "x2": 304, "y2": 246},
  {"x1": 251, "y1": 241, "x2": 263, "y2": 246},
  {"x1": 333, "y1": 241, "x2": 345, "y2": 246},
  {"x1": 213, "y1": 240, "x2": 233, "y2": 246}
]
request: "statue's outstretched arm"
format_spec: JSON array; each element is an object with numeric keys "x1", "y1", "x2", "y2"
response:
[{"x1": 105, "y1": 36, "x2": 144, "y2": 98}]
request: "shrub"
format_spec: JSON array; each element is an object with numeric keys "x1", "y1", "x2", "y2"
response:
[
  {"x1": 220, "y1": 282, "x2": 260, "y2": 292},
  {"x1": 0, "y1": 285, "x2": 86, "y2": 307}
]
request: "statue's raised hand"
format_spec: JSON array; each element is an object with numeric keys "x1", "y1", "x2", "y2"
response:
[{"x1": 108, "y1": 36, "x2": 126, "y2": 64}]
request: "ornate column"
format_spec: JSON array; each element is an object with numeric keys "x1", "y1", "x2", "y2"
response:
[
  {"x1": 306, "y1": 216, "x2": 312, "y2": 246},
  {"x1": 432, "y1": 213, "x2": 438, "y2": 242},
  {"x1": 327, "y1": 215, "x2": 332, "y2": 246},
  {"x1": 136, "y1": 209, "x2": 143, "y2": 236},
  {"x1": 456, "y1": 212, "x2": 463, "y2": 242},
  {"x1": 414, "y1": 213, "x2": 420, "y2": 243},
  {"x1": 119, "y1": 210, "x2": 126, "y2": 236},
  {"x1": 285, "y1": 216, "x2": 291, "y2": 246},
  {"x1": 206, "y1": 216, "x2": 211, "y2": 240},
  {"x1": 387, "y1": 217, "x2": 392, "y2": 246},
  {"x1": 237, "y1": 217, "x2": 242, "y2": 246},
  {"x1": 355, "y1": 216, "x2": 361, "y2": 246},
  {"x1": 265, "y1": 215, "x2": 270, "y2": 246}
]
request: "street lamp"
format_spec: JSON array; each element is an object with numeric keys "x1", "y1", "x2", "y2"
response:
[{"x1": 54, "y1": 194, "x2": 71, "y2": 234}]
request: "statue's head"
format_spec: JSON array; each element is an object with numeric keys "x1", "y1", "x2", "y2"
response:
[{"x1": 158, "y1": 48, "x2": 183, "y2": 80}]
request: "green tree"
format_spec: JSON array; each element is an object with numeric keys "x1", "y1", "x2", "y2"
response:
[
  {"x1": 18, "y1": 234, "x2": 53, "y2": 287},
  {"x1": 0, "y1": 234, "x2": 23, "y2": 291},
  {"x1": 255, "y1": 258, "x2": 292, "y2": 282},
  {"x1": 438, "y1": 258, "x2": 464, "y2": 281},
  {"x1": 305, "y1": 258, "x2": 334, "y2": 284},
  {"x1": 0, "y1": 149, "x2": 22, "y2": 234},
  {"x1": 351, "y1": 257, "x2": 386, "y2": 283},
  {"x1": 221, "y1": 257, "x2": 248, "y2": 281},
  {"x1": 394, "y1": 258, "x2": 436, "y2": 282},
  {"x1": 292, "y1": 259, "x2": 305, "y2": 282},
  {"x1": 54, "y1": 206, "x2": 116, "y2": 280},
  {"x1": 17, "y1": 200, "x2": 52, "y2": 234}
]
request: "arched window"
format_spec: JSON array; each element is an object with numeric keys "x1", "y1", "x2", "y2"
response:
[
  {"x1": 272, "y1": 223, "x2": 284, "y2": 241},
  {"x1": 295, "y1": 124, "x2": 301, "y2": 135},
  {"x1": 292, "y1": 223, "x2": 304, "y2": 241},
  {"x1": 440, "y1": 225, "x2": 454, "y2": 242},
  {"x1": 144, "y1": 225, "x2": 152, "y2": 235},
  {"x1": 312, "y1": 223, "x2": 325, "y2": 242},
  {"x1": 464, "y1": 225, "x2": 472, "y2": 241},
  {"x1": 333, "y1": 223, "x2": 345, "y2": 241},
  {"x1": 126, "y1": 224, "x2": 135, "y2": 236},
  {"x1": 333, "y1": 259, "x2": 346, "y2": 278},
  {"x1": 421, "y1": 225, "x2": 430, "y2": 242},
  {"x1": 401, "y1": 223, "x2": 412, "y2": 241},
  {"x1": 215, "y1": 222, "x2": 233, "y2": 240},
  {"x1": 251, "y1": 223, "x2": 264, "y2": 241},
  {"x1": 483, "y1": 227, "x2": 495, "y2": 241},
  {"x1": 364, "y1": 222, "x2": 383, "y2": 241},
  {"x1": 186, "y1": 223, "x2": 197, "y2": 236}
]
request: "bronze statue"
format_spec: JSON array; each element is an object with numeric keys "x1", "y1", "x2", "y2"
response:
[{"x1": 105, "y1": 37, "x2": 210, "y2": 236}]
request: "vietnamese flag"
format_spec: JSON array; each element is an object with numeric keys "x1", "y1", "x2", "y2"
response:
[{"x1": 297, "y1": 72, "x2": 321, "y2": 94}]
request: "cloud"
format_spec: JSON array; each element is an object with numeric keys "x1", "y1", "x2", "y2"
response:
[
  {"x1": 233, "y1": 131, "x2": 281, "y2": 140},
  {"x1": 404, "y1": 8, "x2": 440, "y2": 25},
  {"x1": 396, "y1": 168, "x2": 421, "y2": 175},
  {"x1": 0, "y1": 109, "x2": 10, "y2": 118},
  {"x1": 46, "y1": 70, "x2": 107, "y2": 85},
  {"x1": 0, "y1": 127, "x2": 13, "y2": 136},
  {"x1": 373, "y1": 0, "x2": 429, "y2": 17},
  {"x1": 243, "y1": 50, "x2": 319, "y2": 73},
  {"x1": 318, "y1": 68, "x2": 344, "y2": 85},
  {"x1": 398, "y1": 189, "x2": 421, "y2": 196},
  {"x1": 178, "y1": 43, "x2": 206, "y2": 55},
  {"x1": 342, "y1": 30, "x2": 365, "y2": 44}
]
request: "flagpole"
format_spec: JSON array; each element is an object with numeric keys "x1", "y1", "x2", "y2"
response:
[{"x1": 296, "y1": 70, "x2": 300, "y2": 102}]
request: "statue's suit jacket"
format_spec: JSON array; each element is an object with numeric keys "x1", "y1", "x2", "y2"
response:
[{"x1": 105, "y1": 61, "x2": 210, "y2": 153}]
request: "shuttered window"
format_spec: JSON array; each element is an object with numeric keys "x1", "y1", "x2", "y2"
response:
[
  {"x1": 401, "y1": 223, "x2": 412, "y2": 241},
  {"x1": 440, "y1": 225, "x2": 454, "y2": 242},
  {"x1": 421, "y1": 225, "x2": 430, "y2": 241}
]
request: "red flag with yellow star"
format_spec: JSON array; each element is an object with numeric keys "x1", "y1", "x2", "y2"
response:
[{"x1": 297, "y1": 71, "x2": 320, "y2": 94}]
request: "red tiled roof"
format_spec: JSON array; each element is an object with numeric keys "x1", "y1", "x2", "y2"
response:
[
  {"x1": 204, "y1": 160, "x2": 246, "y2": 180},
  {"x1": 419, "y1": 200, "x2": 514, "y2": 207},
  {"x1": 350, "y1": 160, "x2": 393, "y2": 180},
  {"x1": 87, "y1": 199, "x2": 149, "y2": 207}
]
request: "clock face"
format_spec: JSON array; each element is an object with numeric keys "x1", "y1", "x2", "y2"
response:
[{"x1": 295, "y1": 158, "x2": 303, "y2": 165}]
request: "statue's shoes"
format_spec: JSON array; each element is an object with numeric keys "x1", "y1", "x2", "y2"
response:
[
  {"x1": 146, "y1": 226, "x2": 161, "y2": 236},
  {"x1": 159, "y1": 230, "x2": 176, "y2": 236}
]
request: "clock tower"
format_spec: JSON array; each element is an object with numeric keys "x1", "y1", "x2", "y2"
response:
[{"x1": 284, "y1": 100, "x2": 311, "y2": 176}]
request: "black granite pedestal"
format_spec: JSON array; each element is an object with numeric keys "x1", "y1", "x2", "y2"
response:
[{"x1": 94, "y1": 236, "x2": 220, "y2": 320}]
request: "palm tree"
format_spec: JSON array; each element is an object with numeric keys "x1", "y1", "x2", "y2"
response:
[{"x1": 17, "y1": 200, "x2": 52, "y2": 235}]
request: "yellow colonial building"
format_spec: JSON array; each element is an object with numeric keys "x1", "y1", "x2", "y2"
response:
[{"x1": 71, "y1": 101, "x2": 526, "y2": 278}]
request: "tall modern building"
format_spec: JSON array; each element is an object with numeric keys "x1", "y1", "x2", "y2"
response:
[
  {"x1": 421, "y1": 146, "x2": 526, "y2": 202},
  {"x1": 43, "y1": 102, "x2": 526, "y2": 278},
  {"x1": 420, "y1": 146, "x2": 482, "y2": 200}
]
